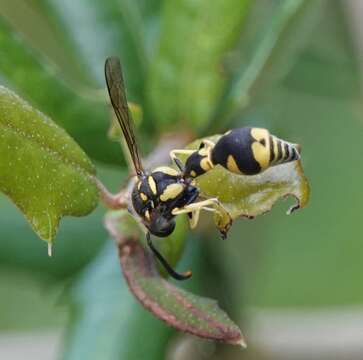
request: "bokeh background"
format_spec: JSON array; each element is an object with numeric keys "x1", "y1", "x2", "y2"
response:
[{"x1": 0, "y1": 0, "x2": 362, "y2": 359}]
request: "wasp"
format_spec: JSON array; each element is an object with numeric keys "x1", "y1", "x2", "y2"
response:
[{"x1": 105, "y1": 57, "x2": 301, "y2": 281}]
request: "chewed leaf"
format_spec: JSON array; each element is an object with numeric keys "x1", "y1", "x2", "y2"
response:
[
  {"x1": 0, "y1": 86, "x2": 99, "y2": 241},
  {"x1": 197, "y1": 161, "x2": 309, "y2": 219},
  {"x1": 119, "y1": 239, "x2": 246, "y2": 346},
  {"x1": 187, "y1": 135, "x2": 310, "y2": 221}
]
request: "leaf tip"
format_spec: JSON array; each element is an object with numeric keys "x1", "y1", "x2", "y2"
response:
[
  {"x1": 287, "y1": 203, "x2": 300, "y2": 215},
  {"x1": 47, "y1": 242, "x2": 53, "y2": 257},
  {"x1": 237, "y1": 335, "x2": 248, "y2": 348},
  {"x1": 224, "y1": 330, "x2": 247, "y2": 348}
]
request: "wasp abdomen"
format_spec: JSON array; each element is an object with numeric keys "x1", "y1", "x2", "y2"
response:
[
  {"x1": 211, "y1": 127, "x2": 300, "y2": 175},
  {"x1": 269, "y1": 135, "x2": 300, "y2": 166},
  {"x1": 211, "y1": 128, "x2": 262, "y2": 175}
]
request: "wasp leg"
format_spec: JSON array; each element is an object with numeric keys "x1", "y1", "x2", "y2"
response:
[
  {"x1": 188, "y1": 210, "x2": 200, "y2": 229},
  {"x1": 172, "y1": 199, "x2": 220, "y2": 219},
  {"x1": 169, "y1": 149, "x2": 195, "y2": 171},
  {"x1": 146, "y1": 232, "x2": 192, "y2": 281},
  {"x1": 189, "y1": 207, "x2": 216, "y2": 228},
  {"x1": 172, "y1": 198, "x2": 221, "y2": 214},
  {"x1": 172, "y1": 198, "x2": 232, "y2": 237}
]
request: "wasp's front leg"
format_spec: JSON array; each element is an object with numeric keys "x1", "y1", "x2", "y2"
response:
[{"x1": 172, "y1": 198, "x2": 232, "y2": 238}]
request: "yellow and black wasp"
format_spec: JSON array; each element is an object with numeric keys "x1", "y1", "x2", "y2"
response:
[{"x1": 105, "y1": 57, "x2": 301, "y2": 281}]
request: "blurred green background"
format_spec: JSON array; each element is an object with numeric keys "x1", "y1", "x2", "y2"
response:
[{"x1": 0, "y1": 0, "x2": 362, "y2": 359}]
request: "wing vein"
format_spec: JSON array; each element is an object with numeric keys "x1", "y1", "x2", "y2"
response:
[{"x1": 105, "y1": 57, "x2": 144, "y2": 176}]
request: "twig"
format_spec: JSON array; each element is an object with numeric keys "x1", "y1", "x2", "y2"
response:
[{"x1": 94, "y1": 177, "x2": 129, "y2": 209}]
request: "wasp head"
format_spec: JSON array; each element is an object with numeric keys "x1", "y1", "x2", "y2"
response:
[{"x1": 147, "y1": 206, "x2": 176, "y2": 237}]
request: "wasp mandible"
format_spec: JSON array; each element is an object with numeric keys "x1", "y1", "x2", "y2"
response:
[{"x1": 105, "y1": 57, "x2": 301, "y2": 281}]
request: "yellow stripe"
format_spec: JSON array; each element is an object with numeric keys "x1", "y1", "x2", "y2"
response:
[
  {"x1": 159, "y1": 183, "x2": 184, "y2": 202},
  {"x1": 227, "y1": 155, "x2": 241, "y2": 174},
  {"x1": 144, "y1": 209, "x2": 150, "y2": 221},
  {"x1": 148, "y1": 176, "x2": 157, "y2": 195},
  {"x1": 251, "y1": 128, "x2": 270, "y2": 170},
  {"x1": 152, "y1": 166, "x2": 179, "y2": 176},
  {"x1": 200, "y1": 157, "x2": 213, "y2": 172},
  {"x1": 280, "y1": 141, "x2": 286, "y2": 162},
  {"x1": 251, "y1": 127, "x2": 269, "y2": 142},
  {"x1": 140, "y1": 192, "x2": 148, "y2": 201},
  {"x1": 251, "y1": 142, "x2": 269, "y2": 170}
]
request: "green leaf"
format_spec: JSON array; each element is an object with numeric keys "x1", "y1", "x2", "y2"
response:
[
  {"x1": 0, "y1": 164, "x2": 128, "y2": 282},
  {"x1": 119, "y1": 237, "x2": 245, "y2": 346},
  {"x1": 147, "y1": 0, "x2": 251, "y2": 130},
  {"x1": 0, "y1": 86, "x2": 98, "y2": 241},
  {"x1": 64, "y1": 242, "x2": 174, "y2": 360},
  {"x1": 105, "y1": 211, "x2": 245, "y2": 345},
  {"x1": 186, "y1": 135, "x2": 309, "y2": 230},
  {"x1": 0, "y1": 165, "x2": 125, "y2": 279}
]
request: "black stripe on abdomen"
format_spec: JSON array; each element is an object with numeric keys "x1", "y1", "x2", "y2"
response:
[
  {"x1": 269, "y1": 135, "x2": 275, "y2": 164},
  {"x1": 276, "y1": 140, "x2": 283, "y2": 162},
  {"x1": 284, "y1": 143, "x2": 290, "y2": 161}
]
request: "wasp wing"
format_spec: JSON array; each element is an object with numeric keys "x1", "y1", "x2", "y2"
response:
[{"x1": 105, "y1": 56, "x2": 144, "y2": 176}]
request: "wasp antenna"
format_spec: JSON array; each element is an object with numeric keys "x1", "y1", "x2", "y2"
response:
[{"x1": 146, "y1": 233, "x2": 192, "y2": 281}]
